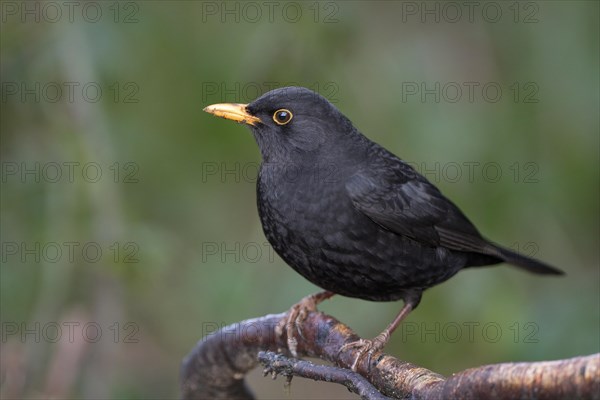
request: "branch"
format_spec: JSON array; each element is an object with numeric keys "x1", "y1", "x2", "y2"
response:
[
  {"x1": 180, "y1": 311, "x2": 600, "y2": 399},
  {"x1": 258, "y1": 351, "x2": 393, "y2": 400}
]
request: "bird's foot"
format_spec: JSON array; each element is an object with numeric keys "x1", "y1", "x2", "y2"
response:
[
  {"x1": 338, "y1": 331, "x2": 390, "y2": 372},
  {"x1": 276, "y1": 291, "x2": 334, "y2": 356},
  {"x1": 338, "y1": 299, "x2": 415, "y2": 371}
]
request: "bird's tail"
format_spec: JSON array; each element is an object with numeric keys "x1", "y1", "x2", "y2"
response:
[{"x1": 494, "y1": 245, "x2": 564, "y2": 275}]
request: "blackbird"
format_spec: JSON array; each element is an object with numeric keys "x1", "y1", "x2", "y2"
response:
[{"x1": 204, "y1": 86, "x2": 563, "y2": 368}]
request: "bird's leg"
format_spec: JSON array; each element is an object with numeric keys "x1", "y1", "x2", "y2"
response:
[
  {"x1": 276, "y1": 291, "x2": 335, "y2": 356},
  {"x1": 339, "y1": 300, "x2": 415, "y2": 371}
]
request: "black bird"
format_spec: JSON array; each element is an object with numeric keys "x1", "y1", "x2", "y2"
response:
[{"x1": 204, "y1": 86, "x2": 563, "y2": 368}]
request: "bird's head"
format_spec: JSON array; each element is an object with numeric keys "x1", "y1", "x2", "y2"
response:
[{"x1": 204, "y1": 86, "x2": 358, "y2": 162}]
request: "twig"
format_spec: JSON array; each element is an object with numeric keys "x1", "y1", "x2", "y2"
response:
[{"x1": 258, "y1": 351, "x2": 394, "y2": 400}]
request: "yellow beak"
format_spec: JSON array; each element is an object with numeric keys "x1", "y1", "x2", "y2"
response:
[{"x1": 203, "y1": 103, "x2": 262, "y2": 126}]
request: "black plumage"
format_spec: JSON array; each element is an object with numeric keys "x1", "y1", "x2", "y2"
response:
[{"x1": 204, "y1": 86, "x2": 563, "y2": 366}]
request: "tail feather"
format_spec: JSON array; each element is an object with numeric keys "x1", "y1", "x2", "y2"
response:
[{"x1": 494, "y1": 245, "x2": 564, "y2": 275}]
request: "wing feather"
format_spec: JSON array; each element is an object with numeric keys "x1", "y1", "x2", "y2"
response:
[{"x1": 345, "y1": 154, "x2": 495, "y2": 255}]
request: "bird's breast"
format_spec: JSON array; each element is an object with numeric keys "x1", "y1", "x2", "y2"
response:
[
  {"x1": 258, "y1": 163, "x2": 349, "y2": 236},
  {"x1": 258, "y1": 162, "x2": 353, "y2": 252},
  {"x1": 255, "y1": 162, "x2": 468, "y2": 301}
]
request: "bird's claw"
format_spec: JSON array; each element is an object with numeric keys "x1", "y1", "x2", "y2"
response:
[
  {"x1": 338, "y1": 335, "x2": 388, "y2": 371},
  {"x1": 276, "y1": 291, "x2": 332, "y2": 356}
]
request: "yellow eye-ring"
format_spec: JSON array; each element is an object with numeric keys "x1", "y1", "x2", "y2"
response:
[{"x1": 272, "y1": 109, "x2": 293, "y2": 125}]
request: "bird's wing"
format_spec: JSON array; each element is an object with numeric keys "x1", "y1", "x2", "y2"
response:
[{"x1": 345, "y1": 159, "x2": 496, "y2": 254}]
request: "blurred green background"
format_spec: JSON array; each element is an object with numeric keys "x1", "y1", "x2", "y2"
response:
[{"x1": 1, "y1": 1, "x2": 598, "y2": 399}]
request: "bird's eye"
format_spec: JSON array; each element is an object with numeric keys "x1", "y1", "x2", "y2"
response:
[{"x1": 272, "y1": 109, "x2": 293, "y2": 125}]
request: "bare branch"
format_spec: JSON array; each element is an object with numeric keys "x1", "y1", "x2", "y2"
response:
[
  {"x1": 258, "y1": 351, "x2": 394, "y2": 400},
  {"x1": 180, "y1": 311, "x2": 600, "y2": 399}
]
